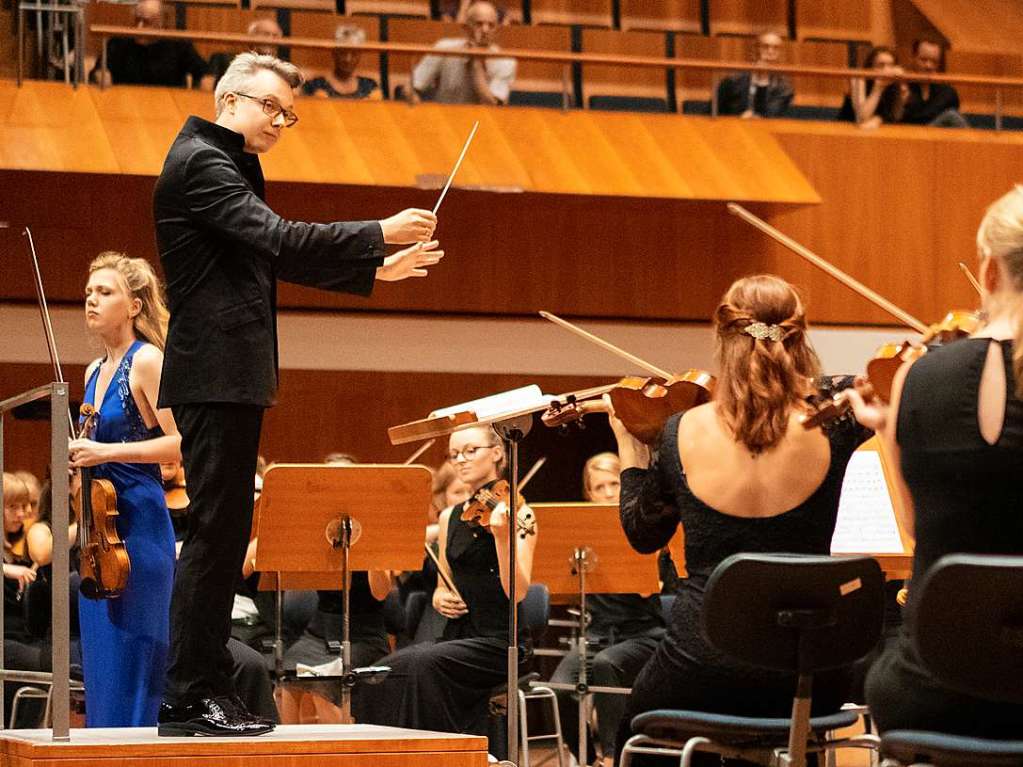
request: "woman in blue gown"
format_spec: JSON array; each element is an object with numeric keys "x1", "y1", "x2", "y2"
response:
[{"x1": 70, "y1": 252, "x2": 181, "y2": 727}]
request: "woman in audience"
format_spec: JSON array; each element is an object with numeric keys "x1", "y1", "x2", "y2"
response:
[
  {"x1": 838, "y1": 45, "x2": 903, "y2": 128},
  {"x1": 303, "y1": 25, "x2": 380, "y2": 100},
  {"x1": 607, "y1": 275, "x2": 872, "y2": 763},
  {"x1": 356, "y1": 425, "x2": 537, "y2": 753},
  {"x1": 849, "y1": 185, "x2": 1023, "y2": 736},
  {"x1": 551, "y1": 451, "x2": 665, "y2": 767},
  {"x1": 71, "y1": 251, "x2": 181, "y2": 727}
]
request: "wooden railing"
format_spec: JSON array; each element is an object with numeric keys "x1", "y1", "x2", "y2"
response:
[{"x1": 81, "y1": 25, "x2": 1023, "y2": 127}]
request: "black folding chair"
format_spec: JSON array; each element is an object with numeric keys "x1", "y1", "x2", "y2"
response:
[
  {"x1": 621, "y1": 553, "x2": 885, "y2": 767},
  {"x1": 881, "y1": 554, "x2": 1023, "y2": 767}
]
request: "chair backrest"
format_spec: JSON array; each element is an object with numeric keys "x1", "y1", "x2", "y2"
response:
[
  {"x1": 521, "y1": 583, "x2": 550, "y2": 636},
  {"x1": 914, "y1": 553, "x2": 1023, "y2": 704},
  {"x1": 702, "y1": 553, "x2": 884, "y2": 674},
  {"x1": 403, "y1": 589, "x2": 430, "y2": 637},
  {"x1": 659, "y1": 593, "x2": 675, "y2": 624}
]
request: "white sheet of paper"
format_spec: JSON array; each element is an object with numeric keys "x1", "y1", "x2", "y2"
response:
[
  {"x1": 831, "y1": 450, "x2": 906, "y2": 554},
  {"x1": 429, "y1": 385, "x2": 555, "y2": 421}
]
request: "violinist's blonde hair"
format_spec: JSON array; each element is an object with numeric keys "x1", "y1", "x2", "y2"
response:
[
  {"x1": 88, "y1": 252, "x2": 169, "y2": 352},
  {"x1": 582, "y1": 452, "x2": 620, "y2": 500},
  {"x1": 976, "y1": 184, "x2": 1023, "y2": 398},
  {"x1": 714, "y1": 275, "x2": 821, "y2": 454},
  {"x1": 2, "y1": 472, "x2": 29, "y2": 561}
]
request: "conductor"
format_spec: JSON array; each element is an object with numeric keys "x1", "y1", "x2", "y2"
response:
[{"x1": 153, "y1": 52, "x2": 442, "y2": 736}]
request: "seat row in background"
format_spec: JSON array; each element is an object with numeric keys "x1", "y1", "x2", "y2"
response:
[{"x1": 84, "y1": 0, "x2": 1023, "y2": 124}]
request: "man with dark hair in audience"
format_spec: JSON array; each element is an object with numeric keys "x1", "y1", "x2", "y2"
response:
[
  {"x1": 885, "y1": 37, "x2": 967, "y2": 128},
  {"x1": 91, "y1": 0, "x2": 212, "y2": 90},
  {"x1": 410, "y1": 0, "x2": 515, "y2": 105},
  {"x1": 717, "y1": 32, "x2": 793, "y2": 118}
]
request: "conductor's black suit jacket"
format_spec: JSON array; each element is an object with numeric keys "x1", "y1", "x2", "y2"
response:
[{"x1": 154, "y1": 117, "x2": 386, "y2": 408}]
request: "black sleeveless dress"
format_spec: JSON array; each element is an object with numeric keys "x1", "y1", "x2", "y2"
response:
[
  {"x1": 355, "y1": 502, "x2": 522, "y2": 738},
  {"x1": 865, "y1": 338, "x2": 1023, "y2": 736},
  {"x1": 614, "y1": 407, "x2": 870, "y2": 760}
]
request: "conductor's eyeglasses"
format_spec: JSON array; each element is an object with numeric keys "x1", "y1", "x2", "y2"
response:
[
  {"x1": 448, "y1": 444, "x2": 496, "y2": 463},
  {"x1": 233, "y1": 93, "x2": 299, "y2": 127}
]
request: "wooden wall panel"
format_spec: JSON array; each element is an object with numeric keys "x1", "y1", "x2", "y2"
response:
[
  {"x1": 580, "y1": 28, "x2": 670, "y2": 102},
  {"x1": 0, "y1": 169, "x2": 763, "y2": 320},
  {"x1": 0, "y1": 83, "x2": 819, "y2": 202},
  {"x1": 0, "y1": 363, "x2": 618, "y2": 505},
  {"x1": 764, "y1": 122, "x2": 1023, "y2": 325}
]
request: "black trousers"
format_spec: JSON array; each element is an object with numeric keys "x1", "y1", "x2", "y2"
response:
[{"x1": 165, "y1": 403, "x2": 264, "y2": 704}]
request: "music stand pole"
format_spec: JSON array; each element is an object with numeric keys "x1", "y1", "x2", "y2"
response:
[
  {"x1": 492, "y1": 413, "x2": 532, "y2": 767},
  {"x1": 574, "y1": 547, "x2": 591, "y2": 767},
  {"x1": 327, "y1": 514, "x2": 357, "y2": 722}
]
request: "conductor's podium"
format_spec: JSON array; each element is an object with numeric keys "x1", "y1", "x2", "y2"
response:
[{"x1": 0, "y1": 724, "x2": 488, "y2": 766}]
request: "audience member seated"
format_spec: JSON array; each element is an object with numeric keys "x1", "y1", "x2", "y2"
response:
[
  {"x1": 839, "y1": 46, "x2": 902, "y2": 129},
  {"x1": 208, "y1": 19, "x2": 283, "y2": 86},
  {"x1": 883, "y1": 37, "x2": 967, "y2": 128},
  {"x1": 550, "y1": 452, "x2": 666, "y2": 767},
  {"x1": 302, "y1": 25, "x2": 380, "y2": 100},
  {"x1": 439, "y1": 0, "x2": 510, "y2": 24},
  {"x1": 410, "y1": 0, "x2": 516, "y2": 105},
  {"x1": 90, "y1": 0, "x2": 212, "y2": 90},
  {"x1": 716, "y1": 32, "x2": 793, "y2": 119}
]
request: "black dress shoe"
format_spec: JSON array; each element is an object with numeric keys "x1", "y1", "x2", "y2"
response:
[
  {"x1": 157, "y1": 697, "x2": 275, "y2": 737},
  {"x1": 224, "y1": 694, "x2": 277, "y2": 727}
]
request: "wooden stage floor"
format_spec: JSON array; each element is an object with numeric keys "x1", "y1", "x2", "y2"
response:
[{"x1": 0, "y1": 723, "x2": 489, "y2": 766}]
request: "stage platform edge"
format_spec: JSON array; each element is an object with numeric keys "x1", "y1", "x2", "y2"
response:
[{"x1": 0, "y1": 723, "x2": 489, "y2": 766}]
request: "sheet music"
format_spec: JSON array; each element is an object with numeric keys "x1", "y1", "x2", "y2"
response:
[
  {"x1": 831, "y1": 450, "x2": 906, "y2": 554},
  {"x1": 430, "y1": 385, "x2": 555, "y2": 421}
]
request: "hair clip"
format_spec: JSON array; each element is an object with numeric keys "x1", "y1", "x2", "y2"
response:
[{"x1": 742, "y1": 322, "x2": 784, "y2": 342}]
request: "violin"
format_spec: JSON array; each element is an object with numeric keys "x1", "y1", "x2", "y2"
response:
[
  {"x1": 73, "y1": 404, "x2": 131, "y2": 600},
  {"x1": 543, "y1": 370, "x2": 716, "y2": 444},
  {"x1": 802, "y1": 309, "x2": 984, "y2": 430},
  {"x1": 461, "y1": 480, "x2": 537, "y2": 541}
]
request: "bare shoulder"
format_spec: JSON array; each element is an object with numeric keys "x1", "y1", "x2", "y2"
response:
[
  {"x1": 131, "y1": 343, "x2": 165, "y2": 374},
  {"x1": 84, "y1": 357, "x2": 103, "y2": 385},
  {"x1": 678, "y1": 402, "x2": 717, "y2": 437}
]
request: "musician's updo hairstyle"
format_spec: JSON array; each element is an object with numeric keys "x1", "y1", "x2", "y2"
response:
[
  {"x1": 713, "y1": 274, "x2": 821, "y2": 454},
  {"x1": 88, "y1": 252, "x2": 169, "y2": 352},
  {"x1": 976, "y1": 184, "x2": 1023, "y2": 398}
]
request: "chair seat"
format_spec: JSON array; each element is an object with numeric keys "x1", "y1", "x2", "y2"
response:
[
  {"x1": 631, "y1": 708, "x2": 859, "y2": 747},
  {"x1": 882, "y1": 730, "x2": 1023, "y2": 767}
]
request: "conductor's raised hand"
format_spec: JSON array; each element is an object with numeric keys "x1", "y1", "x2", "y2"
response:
[
  {"x1": 376, "y1": 240, "x2": 444, "y2": 282},
  {"x1": 379, "y1": 208, "x2": 437, "y2": 244}
]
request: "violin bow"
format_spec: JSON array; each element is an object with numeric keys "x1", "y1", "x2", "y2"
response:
[
  {"x1": 959, "y1": 262, "x2": 983, "y2": 296},
  {"x1": 24, "y1": 227, "x2": 76, "y2": 435},
  {"x1": 424, "y1": 542, "x2": 464, "y2": 602},
  {"x1": 538, "y1": 311, "x2": 673, "y2": 378},
  {"x1": 402, "y1": 438, "x2": 436, "y2": 465},
  {"x1": 517, "y1": 457, "x2": 546, "y2": 492},
  {"x1": 727, "y1": 203, "x2": 929, "y2": 335},
  {"x1": 433, "y1": 120, "x2": 480, "y2": 216}
]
